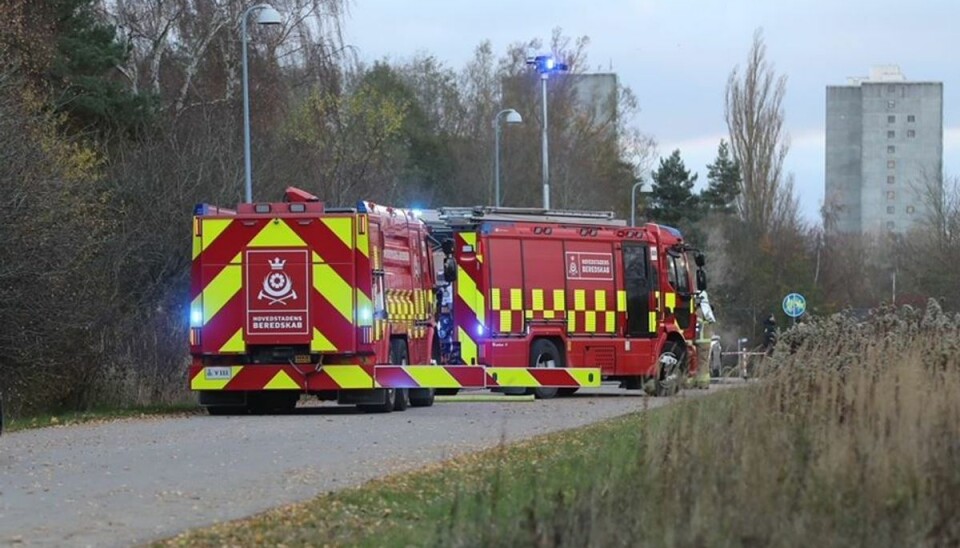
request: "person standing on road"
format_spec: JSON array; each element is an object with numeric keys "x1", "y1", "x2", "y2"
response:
[{"x1": 762, "y1": 313, "x2": 777, "y2": 354}]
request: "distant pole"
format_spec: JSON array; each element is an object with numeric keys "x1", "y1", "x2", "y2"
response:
[
  {"x1": 492, "y1": 109, "x2": 522, "y2": 207},
  {"x1": 540, "y1": 73, "x2": 550, "y2": 209},
  {"x1": 241, "y1": 3, "x2": 282, "y2": 203},
  {"x1": 631, "y1": 181, "x2": 644, "y2": 227}
]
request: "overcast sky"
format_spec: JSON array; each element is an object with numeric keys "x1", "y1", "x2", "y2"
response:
[{"x1": 342, "y1": 0, "x2": 958, "y2": 222}]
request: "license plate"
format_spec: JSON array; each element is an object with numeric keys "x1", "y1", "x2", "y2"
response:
[{"x1": 204, "y1": 367, "x2": 233, "y2": 380}]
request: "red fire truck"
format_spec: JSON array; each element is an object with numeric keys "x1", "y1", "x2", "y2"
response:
[
  {"x1": 188, "y1": 189, "x2": 600, "y2": 414},
  {"x1": 424, "y1": 206, "x2": 707, "y2": 397}
]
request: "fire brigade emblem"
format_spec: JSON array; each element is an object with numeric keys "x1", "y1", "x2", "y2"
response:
[
  {"x1": 568, "y1": 255, "x2": 579, "y2": 277},
  {"x1": 259, "y1": 257, "x2": 298, "y2": 305}
]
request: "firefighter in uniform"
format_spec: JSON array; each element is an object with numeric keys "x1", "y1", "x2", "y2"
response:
[{"x1": 689, "y1": 290, "x2": 718, "y2": 389}]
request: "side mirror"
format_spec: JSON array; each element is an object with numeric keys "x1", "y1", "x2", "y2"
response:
[
  {"x1": 441, "y1": 238, "x2": 454, "y2": 255},
  {"x1": 443, "y1": 257, "x2": 457, "y2": 282},
  {"x1": 695, "y1": 252, "x2": 706, "y2": 268},
  {"x1": 696, "y1": 269, "x2": 707, "y2": 291}
]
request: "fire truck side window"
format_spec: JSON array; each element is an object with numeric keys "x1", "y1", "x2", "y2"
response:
[
  {"x1": 674, "y1": 253, "x2": 690, "y2": 293},
  {"x1": 623, "y1": 244, "x2": 653, "y2": 337}
]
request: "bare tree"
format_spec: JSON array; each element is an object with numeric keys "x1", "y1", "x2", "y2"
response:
[{"x1": 725, "y1": 29, "x2": 791, "y2": 232}]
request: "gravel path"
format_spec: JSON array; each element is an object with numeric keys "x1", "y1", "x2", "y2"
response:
[{"x1": 0, "y1": 383, "x2": 737, "y2": 546}]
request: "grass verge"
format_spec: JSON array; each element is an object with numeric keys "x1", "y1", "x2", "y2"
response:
[
  {"x1": 4, "y1": 403, "x2": 201, "y2": 433},
  {"x1": 161, "y1": 303, "x2": 960, "y2": 547}
]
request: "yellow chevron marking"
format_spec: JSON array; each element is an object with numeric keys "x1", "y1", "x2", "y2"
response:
[
  {"x1": 617, "y1": 290, "x2": 627, "y2": 312},
  {"x1": 665, "y1": 292, "x2": 677, "y2": 311},
  {"x1": 595, "y1": 289, "x2": 607, "y2": 311},
  {"x1": 566, "y1": 368, "x2": 602, "y2": 387},
  {"x1": 489, "y1": 368, "x2": 540, "y2": 388},
  {"x1": 531, "y1": 289, "x2": 544, "y2": 311},
  {"x1": 313, "y1": 252, "x2": 353, "y2": 322},
  {"x1": 458, "y1": 326, "x2": 478, "y2": 364},
  {"x1": 491, "y1": 288, "x2": 501, "y2": 310},
  {"x1": 191, "y1": 366, "x2": 243, "y2": 390},
  {"x1": 194, "y1": 218, "x2": 233, "y2": 260},
  {"x1": 311, "y1": 327, "x2": 337, "y2": 352},
  {"x1": 324, "y1": 365, "x2": 374, "y2": 389},
  {"x1": 461, "y1": 232, "x2": 476, "y2": 247},
  {"x1": 321, "y1": 217, "x2": 354, "y2": 250},
  {"x1": 219, "y1": 328, "x2": 245, "y2": 353},
  {"x1": 193, "y1": 253, "x2": 242, "y2": 325},
  {"x1": 356, "y1": 217, "x2": 370, "y2": 257},
  {"x1": 649, "y1": 311, "x2": 658, "y2": 333},
  {"x1": 404, "y1": 366, "x2": 462, "y2": 388},
  {"x1": 456, "y1": 264, "x2": 485, "y2": 323},
  {"x1": 247, "y1": 219, "x2": 307, "y2": 248},
  {"x1": 574, "y1": 289, "x2": 586, "y2": 311},
  {"x1": 265, "y1": 370, "x2": 301, "y2": 390}
]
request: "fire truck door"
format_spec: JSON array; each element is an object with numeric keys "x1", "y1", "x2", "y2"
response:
[
  {"x1": 623, "y1": 244, "x2": 655, "y2": 338},
  {"x1": 667, "y1": 252, "x2": 693, "y2": 330}
]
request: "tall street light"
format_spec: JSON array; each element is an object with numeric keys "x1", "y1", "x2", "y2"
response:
[
  {"x1": 242, "y1": 3, "x2": 282, "y2": 203},
  {"x1": 526, "y1": 54, "x2": 568, "y2": 210},
  {"x1": 493, "y1": 108, "x2": 522, "y2": 207},
  {"x1": 630, "y1": 181, "x2": 644, "y2": 227}
]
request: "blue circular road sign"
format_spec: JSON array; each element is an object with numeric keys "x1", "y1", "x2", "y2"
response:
[{"x1": 782, "y1": 293, "x2": 807, "y2": 318}]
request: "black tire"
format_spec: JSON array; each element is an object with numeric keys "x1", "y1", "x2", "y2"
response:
[
  {"x1": 393, "y1": 388, "x2": 410, "y2": 411},
  {"x1": 529, "y1": 339, "x2": 563, "y2": 399},
  {"x1": 207, "y1": 406, "x2": 247, "y2": 416},
  {"x1": 656, "y1": 342, "x2": 684, "y2": 397},
  {"x1": 359, "y1": 389, "x2": 396, "y2": 413},
  {"x1": 409, "y1": 388, "x2": 435, "y2": 407}
]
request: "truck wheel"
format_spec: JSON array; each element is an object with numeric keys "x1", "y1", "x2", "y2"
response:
[
  {"x1": 529, "y1": 339, "x2": 563, "y2": 399},
  {"x1": 409, "y1": 388, "x2": 435, "y2": 407},
  {"x1": 359, "y1": 389, "x2": 396, "y2": 413},
  {"x1": 656, "y1": 343, "x2": 684, "y2": 397},
  {"x1": 389, "y1": 338, "x2": 411, "y2": 412}
]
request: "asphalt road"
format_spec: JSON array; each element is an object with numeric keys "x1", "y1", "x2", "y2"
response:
[{"x1": 0, "y1": 383, "x2": 737, "y2": 547}]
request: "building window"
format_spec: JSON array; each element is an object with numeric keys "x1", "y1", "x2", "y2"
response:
[
  {"x1": 887, "y1": 85, "x2": 896, "y2": 94},
  {"x1": 907, "y1": 129, "x2": 916, "y2": 138},
  {"x1": 887, "y1": 221, "x2": 896, "y2": 230},
  {"x1": 887, "y1": 130, "x2": 896, "y2": 138},
  {"x1": 907, "y1": 115, "x2": 916, "y2": 123},
  {"x1": 887, "y1": 191, "x2": 896, "y2": 200},
  {"x1": 888, "y1": 100, "x2": 896, "y2": 109},
  {"x1": 887, "y1": 160, "x2": 896, "y2": 168},
  {"x1": 888, "y1": 115, "x2": 896, "y2": 123},
  {"x1": 906, "y1": 206, "x2": 916, "y2": 214},
  {"x1": 887, "y1": 175, "x2": 895, "y2": 184},
  {"x1": 888, "y1": 145, "x2": 896, "y2": 154},
  {"x1": 887, "y1": 206, "x2": 895, "y2": 214}
]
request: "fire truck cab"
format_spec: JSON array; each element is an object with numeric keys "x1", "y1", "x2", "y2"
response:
[{"x1": 425, "y1": 206, "x2": 707, "y2": 397}]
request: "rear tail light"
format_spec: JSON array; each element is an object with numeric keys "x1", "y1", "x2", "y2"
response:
[{"x1": 189, "y1": 328, "x2": 202, "y2": 346}]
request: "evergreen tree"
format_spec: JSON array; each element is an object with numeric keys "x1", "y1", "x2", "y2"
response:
[
  {"x1": 48, "y1": 0, "x2": 152, "y2": 133},
  {"x1": 647, "y1": 149, "x2": 699, "y2": 229},
  {"x1": 702, "y1": 140, "x2": 742, "y2": 215}
]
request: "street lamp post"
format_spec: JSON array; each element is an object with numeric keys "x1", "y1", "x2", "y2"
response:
[
  {"x1": 526, "y1": 55, "x2": 568, "y2": 210},
  {"x1": 630, "y1": 181, "x2": 644, "y2": 227},
  {"x1": 492, "y1": 108, "x2": 522, "y2": 207},
  {"x1": 241, "y1": 3, "x2": 282, "y2": 203}
]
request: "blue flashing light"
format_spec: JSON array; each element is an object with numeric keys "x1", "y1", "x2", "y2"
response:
[
  {"x1": 411, "y1": 209, "x2": 423, "y2": 218},
  {"x1": 359, "y1": 307, "x2": 372, "y2": 324},
  {"x1": 476, "y1": 324, "x2": 485, "y2": 337},
  {"x1": 356, "y1": 201, "x2": 369, "y2": 213},
  {"x1": 193, "y1": 203, "x2": 208, "y2": 216},
  {"x1": 545, "y1": 57, "x2": 555, "y2": 70},
  {"x1": 190, "y1": 308, "x2": 203, "y2": 327}
]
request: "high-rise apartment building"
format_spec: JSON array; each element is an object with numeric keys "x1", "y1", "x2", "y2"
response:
[{"x1": 825, "y1": 66, "x2": 943, "y2": 234}]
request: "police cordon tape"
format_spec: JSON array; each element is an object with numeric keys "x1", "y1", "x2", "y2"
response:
[{"x1": 188, "y1": 365, "x2": 602, "y2": 392}]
